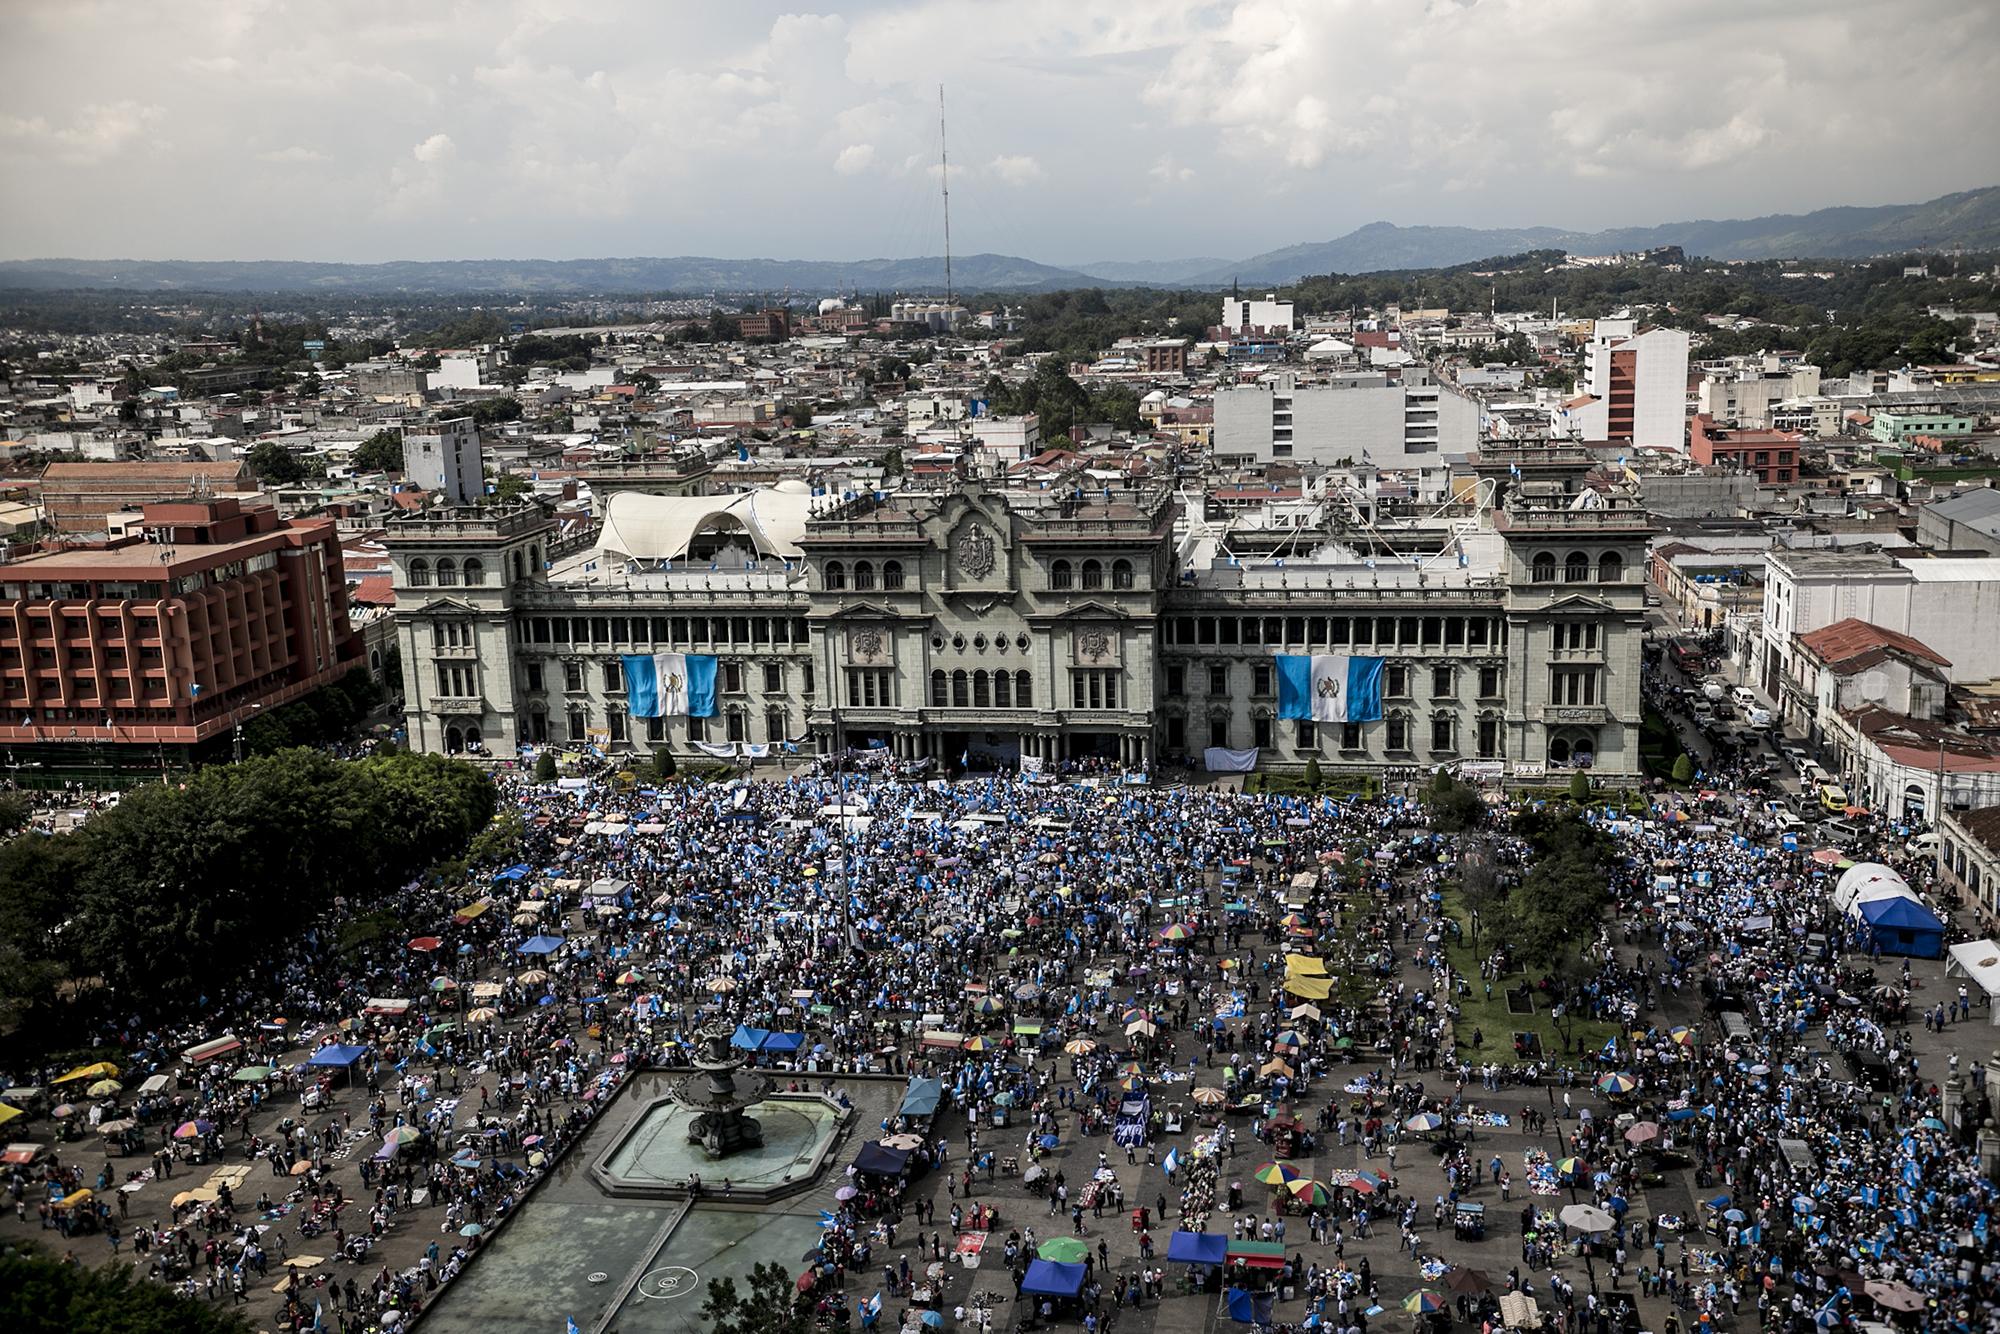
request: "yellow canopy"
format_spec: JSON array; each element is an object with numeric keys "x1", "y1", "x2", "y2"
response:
[
  {"x1": 1284, "y1": 955, "x2": 1328, "y2": 977},
  {"x1": 454, "y1": 900, "x2": 491, "y2": 921},
  {"x1": 1284, "y1": 976, "x2": 1334, "y2": 1000},
  {"x1": 0, "y1": 1104, "x2": 23, "y2": 1126},
  {"x1": 52, "y1": 1061, "x2": 119, "y2": 1084},
  {"x1": 52, "y1": 1188, "x2": 94, "y2": 1209}
]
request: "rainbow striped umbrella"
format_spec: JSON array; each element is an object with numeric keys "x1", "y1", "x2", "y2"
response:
[
  {"x1": 1287, "y1": 1179, "x2": 1332, "y2": 1208},
  {"x1": 1404, "y1": 1290, "x2": 1447, "y2": 1315},
  {"x1": 1597, "y1": 1071, "x2": 1638, "y2": 1095},
  {"x1": 1157, "y1": 923, "x2": 1194, "y2": 943},
  {"x1": 1253, "y1": 1161, "x2": 1302, "y2": 1187},
  {"x1": 1272, "y1": 1030, "x2": 1304, "y2": 1048},
  {"x1": 615, "y1": 969, "x2": 644, "y2": 985},
  {"x1": 1667, "y1": 1025, "x2": 1696, "y2": 1047},
  {"x1": 971, "y1": 996, "x2": 1006, "y2": 1015}
]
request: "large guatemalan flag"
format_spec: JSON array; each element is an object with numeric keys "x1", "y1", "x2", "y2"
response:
[
  {"x1": 621, "y1": 653, "x2": 718, "y2": 718},
  {"x1": 1276, "y1": 655, "x2": 1385, "y2": 723}
]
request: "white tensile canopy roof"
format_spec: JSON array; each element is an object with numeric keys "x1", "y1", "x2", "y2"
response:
[{"x1": 594, "y1": 481, "x2": 816, "y2": 564}]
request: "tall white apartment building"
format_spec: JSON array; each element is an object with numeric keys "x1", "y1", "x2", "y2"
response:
[
  {"x1": 1221, "y1": 294, "x2": 1295, "y2": 334},
  {"x1": 1566, "y1": 319, "x2": 1690, "y2": 450}
]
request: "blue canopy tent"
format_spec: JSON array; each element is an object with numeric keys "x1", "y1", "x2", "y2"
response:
[
  {"x1": 493, "y1": 863, "x2": 533, "y2": 881},
  {"x1": 1857, "y1": 895, "x2": 1945, "y2": 958},
  {"x1": 1225, "y1": 1289, "x2": 1275, "y2": 1325},
  {"x1": 307, "y1": 1043, "x2": 369, "y2": 1086},
  {"x1": 851, "y1": 1143, "x2": 912, "y2": 1176},
  {"x1": 516, "y1": 935, "x2": 566, "y2": 955},
  {"x1": 899, "y1": 1077, "x2": 945, "y2": 1119},
  {"x1": 760, "y1": 1032, "x2": 805, "y2": 1053},
  {"x1": 1165, "y1": 1231, "x2": 1227, "y2": 1265},
  {"x1": 730, "y1": 1025, "x2": 773, "y2": 1051},
  {"x1": 1021, "y1": 1260, "x2": 1086, "y2": 1297}
]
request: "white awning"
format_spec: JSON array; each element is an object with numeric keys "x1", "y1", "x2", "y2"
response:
[{"x1": 1946, "y1": 940, "x2": 2000, "y2": 1012}]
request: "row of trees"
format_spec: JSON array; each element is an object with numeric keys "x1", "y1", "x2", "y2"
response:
[
  {"x1": 0, "y1": 748, "x2": 496, "y2": 1054},
  {"x1": 978, "y1": 358, "x2": 1145, "y2": 441},
  {"x1": 0, "y1": 1241, "x2": 250, "y2": 1334},
  {"x1": 235, "y1": 668, "x2": 385, "y2": 756}
]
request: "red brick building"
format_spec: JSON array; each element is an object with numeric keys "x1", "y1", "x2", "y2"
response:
[
  {"x1": 1689, "y1": 413, "x2": 1800, "y2": 484},
  {"x1": 0, "y1": 496, "x2": 362, "y2": 759},
  {"x1": 737, "y1": 309, "x2": 791, "y2": 341},
  {"x1": 1142, "y1": 340, "x2": 1189, "y2": 374}
]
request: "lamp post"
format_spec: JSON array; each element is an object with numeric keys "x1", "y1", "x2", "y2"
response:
[{"x1": 231, "y1": 702, "x2": 261, "y2": 764}]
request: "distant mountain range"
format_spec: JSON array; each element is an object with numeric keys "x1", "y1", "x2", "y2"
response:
[
  {"x1": 1180, "y1": 186, "x2": 2000, "y2": 285},
  {"x1": 2, "y1": 187, "x2": 1994, "y2": 295}
]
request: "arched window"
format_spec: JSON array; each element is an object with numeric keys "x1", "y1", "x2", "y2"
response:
[
  {"x1": 408, "y1": 559, "x2": 431, "y2": 587},
  {"x1": 1111, "y1": 559, "x2": 1135, "y2": 590},
  {"x1": 952, "y1": 670, "x2": 969, "y2": 708},
  {"x1": 853, "y1": 560, "x2": 876, "y2": 591},
  {"x1": 529, "y1": 544, "x2": 543, "y2": 573},
  {"x1": 1080, "y1": 560, "x2": 1103, "y2": 590},
  {"x1": 1549, "y1": 737, "x2": 1571, "y2": 763},
  {"x1": 994, "y1": 671, "x2": 1011, "y2": 708},
  {"x1": 1530, "y1": 552, "x2": 1555, "y2": 583},
  {"x1": 883, "y1": 560, "x2": 905, "y2": 590},
  {"x1": 824, "y1": 561, "x2": 846, "y2": 590},
  {"x1": 1597, "y1": 552, "x2": 1624, "y2": 584},
  {"x1": 1563, "y1": 551, "x2": 1589, "y2": 583},
  {"x1": 973, "y1": 670, "x2": 990, "y2": 707},
  {"x1": 462, "y1": 558, "x2": 484, "y2": 586},
  {"x1": 435, "y1": 558, "x2": 458, "y2": 586},
  {"x1": 445, "y1": 726, "x2": 463, "y2": 754},
  {"x1": 931, "y1": 669, "x2": 947, "y2": 708},
  {"x1": 1051, "y1": 560, "x2": 1073, "y2": 590},
  {"x1": 511, "y1": 551, "x2": 525, "y2": 582},
  {"x1": 1016, "y1": 671, "x2": 1032, "y2": 708}
]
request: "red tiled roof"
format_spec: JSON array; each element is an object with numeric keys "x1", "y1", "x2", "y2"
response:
[
  {"x1": 1797, "y1": 617, "x2": 1950, "y2": 671},
  {"x1": 349, "y1": 575, "x2": 395, "y2": 605}
]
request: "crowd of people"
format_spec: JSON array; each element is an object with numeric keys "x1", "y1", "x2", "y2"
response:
[{"x1": 0, "y1": 747, "x2": 1994, "y2": 1333}]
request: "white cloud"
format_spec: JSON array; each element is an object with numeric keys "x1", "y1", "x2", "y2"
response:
[
  {"x1": 0, "y1": 0, "x2": 1991, "y2": 263},
  {"x1": 987, "y1": 154, "x2": 1044, "y2": 186},
  {"x1": 0, "y1": 100, "x2": 163, "y2": 166}
]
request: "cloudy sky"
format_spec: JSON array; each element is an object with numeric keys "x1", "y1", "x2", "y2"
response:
[{"x1": 1, "y1": 0, "x2": 1995, "y2": 265}]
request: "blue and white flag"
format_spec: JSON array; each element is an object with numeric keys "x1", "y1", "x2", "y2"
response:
[
  {"x1": 621, "y1": 653, "x2": 718, "y2": 718},
  {"x1": 1275, "y1": 655, "x2": 1384, "y2": 722},
  {"x1": 1162, "y1": 1146, "x2": 1181, "y2": 1175}
]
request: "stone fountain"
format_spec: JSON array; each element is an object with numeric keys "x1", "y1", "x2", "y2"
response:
[{"x1": 671, "y1": 1024, "x2": 772, "y2": 1157}]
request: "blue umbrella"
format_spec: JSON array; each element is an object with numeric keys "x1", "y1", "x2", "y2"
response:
[
  {"x1": 1038, "y1": 1134, "x2": 1060, "y2": 1149},
  {"x1": 458, "y1": 944, "x2": 476, "y2": 955},
  {"x1": 1723, "y1": 1208, "x2": 1745, "y2": 1223},
  {"x1": 537, "y1": 994, "x2": 557, "y2": 1006}
]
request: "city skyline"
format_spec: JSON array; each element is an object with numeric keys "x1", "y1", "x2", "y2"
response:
[{"x1": 2, "y1": 0, "x2": 1996, "y2": 265}]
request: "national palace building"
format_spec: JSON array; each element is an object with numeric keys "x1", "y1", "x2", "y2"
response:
[{"x1": 385, "y1": 447, "x2": 1650, "y2": 780}]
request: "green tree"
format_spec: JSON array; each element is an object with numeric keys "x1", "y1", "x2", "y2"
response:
[
  {"x1": 1670, "y1": 753, "x2": 1695, "y2": 785},
  {"x1": 700, "y1": 1263, "x2": 810, "y2": 1334},
  {"x1": 0, "y1": 1240, "x2": 252, "y2": 1334},
  {"x1": 354, "y1": 428, "x2": 404, "y2": 474},
  {"x1": 0, "y1": 791, "x2": 30, "y2": 836},
  {"x1": 1427, "y1": 775, "x2": 1485, "y2": 834},
  {"x1": 1303, "y1": 756, "x2": 1323, "y2": 790},
  {"x1": 1568, "y1": 771, "x2": 1591, "y2": 803},
  {"x1": 652, "y1": 748, "x2": 676, "y2": 780},
  {"x1": 246, "y1": 440, "x2": 306, "y2": 485},
  {"x1": 467, "y1": 396, "x2": 524, "y2": 425},
  {"x1": 534, "y1": 752, "x2": 558, "y2": 783}
]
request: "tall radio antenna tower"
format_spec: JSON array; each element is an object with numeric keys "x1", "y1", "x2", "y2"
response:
[{"x1": 938, "y1": 83, "x2": 953, "y2": 305}]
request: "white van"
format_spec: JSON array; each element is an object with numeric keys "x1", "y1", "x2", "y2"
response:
[{"x1": 1731, "y1": 686, "x2": 1756, "y2": 710}]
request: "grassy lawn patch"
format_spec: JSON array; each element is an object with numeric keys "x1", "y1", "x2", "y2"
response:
[{"x1": 1439, "y1": 888, "x2": 1620, "y2": 1066}]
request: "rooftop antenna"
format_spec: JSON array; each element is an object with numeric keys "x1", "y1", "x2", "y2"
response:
[{"x1": 938, "y1": 84, "x2": 953, "y2": 306}]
